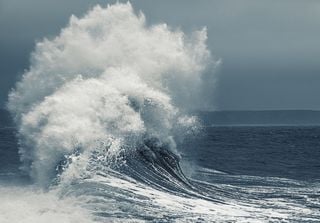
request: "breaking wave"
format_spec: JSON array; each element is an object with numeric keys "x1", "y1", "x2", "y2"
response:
[{"x1": 8, "y1": 2, "x2": 215, "y2": 188}]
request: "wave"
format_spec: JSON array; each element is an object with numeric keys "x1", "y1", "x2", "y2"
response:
[
  {"x1": 7, "y1": 2, "x2": 216, "y2": 189},
  {"x1": 5, "y1": 4, "x2": 224, "y2": 221}
]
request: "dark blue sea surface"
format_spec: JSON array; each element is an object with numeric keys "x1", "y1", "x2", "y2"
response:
[
  {"x1": 0, "y1": 126, "x2": 23, "y2": 183},
  {"x1": 0, "y1": 114, "x2": 319, "y2": 222},
  {"x1": 183, "y1": 126, "x2": 320, "y2": 181}
]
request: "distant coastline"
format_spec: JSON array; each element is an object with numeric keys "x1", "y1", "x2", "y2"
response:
[
  {"x1": 3, "y1": 109, "x2": 320, "y2": 127},
  {"x1": 197, "y1": 110, "x2": 320, "y2": 126}
]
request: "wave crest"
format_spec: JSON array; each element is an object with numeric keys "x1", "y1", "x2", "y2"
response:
[{"x1": 8, "y1": 2, "x2": 217, "y2": 186}]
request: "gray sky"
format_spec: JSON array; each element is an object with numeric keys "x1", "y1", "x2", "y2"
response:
[{"x1": 1, "y1": 0, "x2": 320, "y2": 110}]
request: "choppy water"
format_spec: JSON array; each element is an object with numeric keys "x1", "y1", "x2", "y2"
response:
[{"x1": 1, "y1": 121, "x2": 319, "y2": 222}]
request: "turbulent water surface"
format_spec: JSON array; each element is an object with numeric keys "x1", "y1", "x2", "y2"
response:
[
  {"x1": 1, "y1": 118, "x2": 320, "y2": 222},
  {"x1": 0, "y1": 3, "x2": 319, "y2": 223}
]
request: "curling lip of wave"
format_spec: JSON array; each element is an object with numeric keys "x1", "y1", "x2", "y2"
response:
[{"x1": 7, "y1": 2, "x2": 216, "y2": 186}]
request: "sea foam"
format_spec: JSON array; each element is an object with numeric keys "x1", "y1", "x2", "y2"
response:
[{"x1": 8, "y1": 2, "x2": 217, "y2": 186}]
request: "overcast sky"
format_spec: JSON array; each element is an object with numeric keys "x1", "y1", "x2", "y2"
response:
[{"x1": 1, "y1": 0, "x2": 320, "y2": 110}]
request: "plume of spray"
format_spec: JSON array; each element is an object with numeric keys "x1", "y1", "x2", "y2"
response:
[{"x1": 8, "y1": 2, "x2": 218, "y2": 186}]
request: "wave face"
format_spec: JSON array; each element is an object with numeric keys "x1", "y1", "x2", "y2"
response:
[{"x1": 8, "y1": 3, "x2": 214, "y2": 188}]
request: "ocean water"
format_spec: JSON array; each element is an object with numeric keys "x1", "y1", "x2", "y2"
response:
[
  {"x1": 0, "y1": 117, "x2": 319, "y2": 222},
  {"x1": 1, "y1": 2, "x2": 319, "y2": 222}
]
